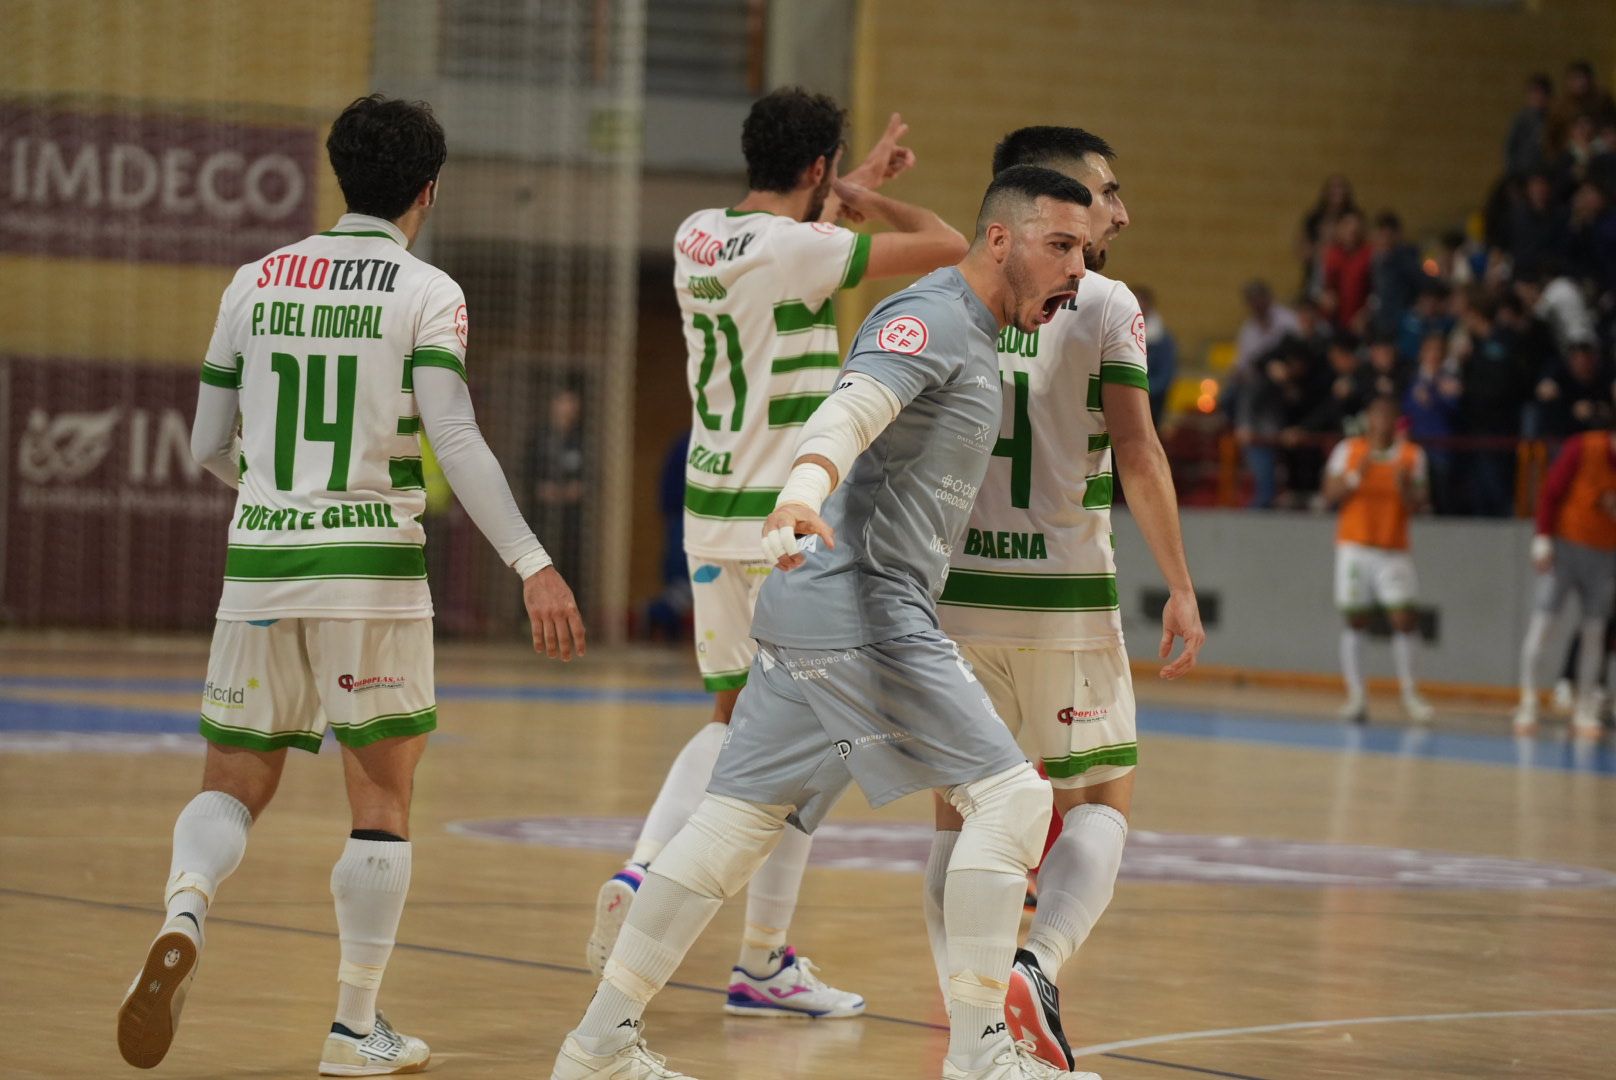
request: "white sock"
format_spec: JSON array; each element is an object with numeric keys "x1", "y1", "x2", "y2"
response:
[
  {"x1": 574, "y1": 872, "x2": 724, "y2": 1053},
  {"x1": 1391, "y1": 631, "x2": 1419, "y2": 699},
  {"x1": 737, "y1": 823, "x2": 811, "y2": 977},
  {"x1": 923, "y1": 830, "x2": 959, "y2": 1007},
  {"x1": 1024, "y1": 804, "x2": 1127, "y2": 978},
  {"x1": 944, "y1": 867, "x2": 1024, "y2": 1069},
  {"x1": 1520, "y1": 610, "x2": 1551, "y2": 705},
  {"x1": 1340, "y1": 628, "x2": 1365, "y2": 702},
  {"x1": 630, "y1": 722, "x2": 726, "y2": 866},
  {"x1": 164, "y1": 790, "x2": 252, "y2": 925},
  {"x1": 1574, "y1": 617, "x2": 1605, "y2": 711},
  {"x1": 330, "y1": 837, "x2": 412, "y2": 1035}
]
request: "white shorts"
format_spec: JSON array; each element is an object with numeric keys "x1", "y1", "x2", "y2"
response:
[
  {"x1": 961, "y1": 643, "x2": 1137, "y2": 789},
  {"x1": 1335, "y1": 543, "x2": 1418, "y2": 613},
  {"x1": 200, "y1": 619, "x2": 436, "y2": 754},
  {"x1": 688, "y1": 555, "x2": 773, "y2": 692}
]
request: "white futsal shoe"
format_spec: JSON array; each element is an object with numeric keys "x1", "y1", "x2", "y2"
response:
[
  {"x1": 941, "y1": 1038, "x2": 1102, "y2": 1079},
  {"x1": 117, "y1": 912, "x2": 202, "y2": 1069},
  {"x1": 1401, "y1": 692, "x2": 1434, "y2": 723},
  {"x1": 552, "y1": 1030, "x2": 697, "y2": 1079},
  {"x1": 1571, "y1": 693, "x2": 1604, "y2": 738},
  {"x1": 724, "y1": 947, "x2": 865, "y2": 1018},
  {"x1": 1512, "y1": 697, "x2": 1539, "y2": 733},
  {"x1": 1552, "y1": 678, "x2": 1575, "y2": 714},
  {"x1": 1338, "y1": 696, "x2": 1368, "y2": 725},
  {"x1": 319, "y1": 1012, "x2": 431, "y2": 1075},
  {"x1": 587, "y1": 863, "x2": 646, "y2": 976}
]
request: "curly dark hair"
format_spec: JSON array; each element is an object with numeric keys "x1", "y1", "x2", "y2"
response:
[
  {"x1": 992, "y1": 126, "x2": 1115, "y2": 176},
  {"x1": 326, "y1": 94, "x2": 447, "y2": 221},
  {"x1": 740, "y1": 87, "x2": 845, "y2": 193}
]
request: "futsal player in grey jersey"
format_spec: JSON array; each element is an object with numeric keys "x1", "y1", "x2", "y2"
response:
[{"x1": 550, "y1": 166, "x2": 1096, "y2": 1080}]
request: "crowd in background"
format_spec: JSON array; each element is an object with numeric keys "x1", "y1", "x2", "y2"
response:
[{"x1": 1226, "y1": 59, "x2": 1616, "y2": 515}]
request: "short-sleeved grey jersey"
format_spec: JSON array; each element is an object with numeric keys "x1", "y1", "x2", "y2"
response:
[{"x1": 751, "y1": 267, "x2": 1003, "y2": 649}]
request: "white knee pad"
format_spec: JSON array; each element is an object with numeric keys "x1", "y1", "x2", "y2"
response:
[
  {"x1": 946, "y1": 763, "x2": 1051, "y2": 874},
  {"x1": 649, "y1": 794, "x2": 791, "y2": 900}
]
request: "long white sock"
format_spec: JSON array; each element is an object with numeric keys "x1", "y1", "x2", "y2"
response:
[
  {"x1": 1574, "y1": 616, "x2": 1605, "y2": 711},
  {"x1": 944, "y1": 867, "x2": 1025, "y2": 1069},
  {"x1": 1024, "y1": 804, "x2": 1128, "y2": 978},
  {"x1": 1340, "y1": 628, "x2": 1365, "y2": 702},
  {"x1": 1391, "y1": 631, "x2": 1419, "y2": 698},
  {"x1": 574, "y1": 872, "x2": 724, "y2": 1053},
  {"x1": 330, "y1": 837, "x2": 412, "y2": 1035},
  {"x1": 923, "y1": 830, "x2": 959, "y2": 1007},
  {"x1": 737, "y1": 823, "x2": 811, "y2": 976},
  {"x1": 1520, "y1": 610, "x2": 1551, "y2": 704},
  {"x1": 630, "y1": 722, "x2": 726, "y2": 866},
  {"x1": 164, "y1": 790, "x2": 252, "y2": 925}
]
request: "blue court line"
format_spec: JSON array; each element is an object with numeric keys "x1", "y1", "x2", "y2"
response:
[
  {"x1": 0, "y1": 886, "x2": 1271, "y2": 1080},
  {"x1": 2, "y1": 675, "x2": 1612, "y2": 774}
]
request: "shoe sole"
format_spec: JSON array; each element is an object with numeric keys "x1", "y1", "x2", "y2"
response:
[
  {"x1": 117, "y1": 929, "x2": 197, "y2": 1069},
  {"x1": 317, "y1": 1055, "x2": 431, "y2": 1076},
  {"x1": 722, "y1": 1000, "x2": 865, "y2": 1019},
  {"x1": 1004, "y1": 968, "x2": 1071, "y2": 1071},
  {"x1": 586, "y1": 879, "x2": 637, "y2": 977}
]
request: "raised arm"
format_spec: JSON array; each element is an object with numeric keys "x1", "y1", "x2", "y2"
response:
[{"x1": 833, "y1": 179, "x2": 968, "y2": 281}]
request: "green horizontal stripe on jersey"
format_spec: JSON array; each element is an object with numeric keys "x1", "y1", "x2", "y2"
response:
[
  {"x1": 1086, "y1": 373, "x2": 1102, "y2": 412},
  {"x1": 774, "y1": 299, "x2": 837, "y2": 334},
  {"x1": 390, "y1": 457, "x2": 425, "y2": 490},
  {"x1": 1100, "y1": 361, "x2": 1149, "y2": 391},
  {"x1": 768, "y1": 393, "x2": 827, "y2": 427},
  {"x1": 397, "y1": 416, "x2": 421, "y2": 435},
  {"x1": 841, "y1": 233, "x2": 872, "y2": 290},
  {"x1": 200, "y1": 364, "x2": 238, "y2": 389},
  {"x1": 332, "y1": 706, "x2": 438, "y2": 748},
  {"x1": 1083, "y1": 473, "x2": 1114, "y2": 509},
  {"x1": 703, "y1": 670, "x2": 750, "y2": 692},
  {"x1": 1044, "y1": 741, "x2": 1138, "y2": 778},
  {"x1": 411, "y1": 346, "x2": 466, "y2": 382},
  {"x1": 685, "y1": 482, "x2": 779, "y2": 520},
  {"x1": 200, "y1": 714, "x2": 325, "y2": 754},
  {"x1": 320, "y1": 229, "x2": 401, "y2": 242},
  {"x1": 938, "y1": 569, "x2": 1118, "y2": 612},
  {"x1": 771, "y1": 352, "x2": 842, "y2": 375},
  {"x1": 224, "y1": 542, "x2": 427, "y2": 582},
  {"x1": 1088, "y1": 432, "x2": 1111, "y2": 453}
]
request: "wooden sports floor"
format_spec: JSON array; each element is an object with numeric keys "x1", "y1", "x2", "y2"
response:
[{"x1": 2, "y1": 634, "x2": 1612, "y2": 1080}]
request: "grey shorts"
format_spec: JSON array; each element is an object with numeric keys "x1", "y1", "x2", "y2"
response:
[
  {"x1": 708, "y1": 630, "x2": 1029, "y2": 833},
  {"x1": 1537, "y1": 539, "x2": 1616, "y2": 619}
]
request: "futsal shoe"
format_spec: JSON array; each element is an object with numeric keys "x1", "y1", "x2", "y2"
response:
[
  {"x1": 587, "y1": 863, "x2": 646, "y2": 976},
  {"x1": 319, "y1": 1012, "x2": 430, "y2": 1075},
  {"x1": 724, "y1": 947, "x2": 865, "y2": 1018},
  {"x1": 552, "y1": 1031, "x2": 696, "y2": 1079},
  {"x1": 117, "y1": 912, "x2": 202, "y2": 1069},
  {"x1": 1005, "y1": 948, "x2": 1075, "y2": 1070},
  {"x1": 1401, "y1": 692, "x2": 1434, "y2": 724},
  {"x1": 1512, "y1": 700, "x2": 1539, "y2": 734},
  {"x1": 1552, "y1": 678, "x2": 1575, "y2": 714},
  {"x1": 940, "y1": 1039, "x2": 1101, "y2": 1079},
  {"x1": 1338, "y1": 697, "x2": 1368, "y2": 725},
  {"x1": 1571, "y1": 698, "x2": 1604, "y2": 738}
]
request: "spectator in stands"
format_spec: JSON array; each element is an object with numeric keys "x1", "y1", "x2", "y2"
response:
[
  {"x1": 1565, "y1": 182, "x2": 1616, "y2": 293},
  {"x1": 1403, "y1": 333, "x2": 1462, "y2": 514},
  {"x1": 1397, "y1": 279, "x2": 1454, "y2": 364},
  {"x1": 1546, "y1": 59, "x2": 1616, "y2": 159},
  {"x1": 1368, "y1": 211, "x2": 1426, "y2": 339},
  {"x1": 1505, "y1": 73, "x2": 1553, "y2": 180},
  {"x1": 525, "y1": 380, "x2": 587, "y2": 602},
  {"x1": 1366, "y1": 334, "x2": 1411, "y2": 400},
  {"x1": 1136, "y1": 285, "x2": 1178, "y2": 426},
  {"x1": 1455, "y1": 292, "x2": 1529, "y2": 516},
  {"x1": 1235, "y1": 279, "x2": 1301, "y2": 370},
  {"x1": 1320, "y1": 209, "x2": 1374, "y2": 332},
  {"x1": 1536, "y1": 340, "x2": 1615, "y2": 438},
  {"x1": 1437, "y1": 228, "x2": 1484, "y2": 288},
  {"x1": 1553, "y1": 113, "x2": 1602, "y2": 198},
  {"x1": 644, "y1": 430, "x2": 693, "y2": 640},
  {"x1": 1507, "y1": 171, "x2": 1569, "y2": 273},
  {"x1": 1514, "y1": 264, "x2": 1595, "y2": 355},
  {"x1": 1300, "y1": 334, "x2": 1374, "y2": 436},
  {"x1": 1297, "y1": 174, "x2": 1359, "y2": 297}
]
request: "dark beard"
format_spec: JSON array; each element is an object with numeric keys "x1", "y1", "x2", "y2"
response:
[
  {"x1": 1084, "y1": 244, "x2": 1107, "y2": 272},
  {"x1": 805, "y1": 174, "x2": 835, "y2": 222}
]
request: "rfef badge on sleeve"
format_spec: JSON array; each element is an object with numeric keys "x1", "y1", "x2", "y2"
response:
[{"x1": 878, "y1": 315, "x2": 928, "y2": 355}]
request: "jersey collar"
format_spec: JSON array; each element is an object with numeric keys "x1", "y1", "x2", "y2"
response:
[{"x1": 323, "y1": 213, "x2": 406, "y2": 245}]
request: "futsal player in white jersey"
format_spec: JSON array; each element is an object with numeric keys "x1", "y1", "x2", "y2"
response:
[
  {"x1": 586, "y1": 87, "x2": 967, "y2": 1016},
  {"x1": 933, "y1": 128, "x2": 1206, "y2": 1071},
  {"x1": 116, "y1": 95, "x2": 585, "y2": 1076}
]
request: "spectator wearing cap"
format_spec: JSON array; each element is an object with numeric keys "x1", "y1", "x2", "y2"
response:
[
  {"x1": 1320, "y1": 209, "x2": 1374, "y2": 332},
  {"x1": 1368, "y1": 211, "x2": 1426, "y2": 339},
  {"x1": 1536, "y1": 341, "x2": 1615, "y2": 439},
  {"x1": 1506, "y1": 74, "x2": 1553, "y2": 180}
]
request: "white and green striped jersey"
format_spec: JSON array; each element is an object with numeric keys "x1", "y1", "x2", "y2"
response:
[
  {"x1": 938, "y1": 271, "x2": 1149, "y2": 648},
  {"x1": 201, "y1": 213, "x2": 468, "y2": 620},
  {"x1": 674, "y1": 207, "x2": 871, "y2": 559}
]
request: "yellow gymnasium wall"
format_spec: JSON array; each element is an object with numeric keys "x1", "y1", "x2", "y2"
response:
[
  {"x1": 2, "y1": 1, "x2": 372, "y2": 367},
  {"x1": 847, "y1": 0, "x2": 1616, "y2": 356}
]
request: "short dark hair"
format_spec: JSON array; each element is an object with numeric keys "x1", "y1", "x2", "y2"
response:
[
  {"x1": 975, "y1": 164, "x2": 1092, "y2": 236},
  {"x1": 1329, "y1": 332, "x2": 1361, "y2": 353},
  {"x1": 1528, "y1": 73, "x2": 1553, "y2": 95},
  {"x1": 1374, "y1": 210, "x2": 1402, "y2": 232},
  {"x1": 1567, "y1": 60, "x2": 1594, "y2": 80},
  {"x1": 741, "y1": 87, "x2": 845, "y2": 193},
  {"x1": 327, "y1": 94, "x2": 447, "y2": 221},
  {"x1": 1369, "y1": 392, "x2": 1400, "y2": 411},
  {"x1": 991, "y1": 126, "x2": 1116, "y2": 176}
]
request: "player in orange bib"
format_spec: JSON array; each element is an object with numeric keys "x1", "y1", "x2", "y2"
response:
[
  {"x1": 1514, "y1": 426, "x2": 1616, "y2": 735},
  {"x1": 1322, "y1": 394, "x2": 1433, "y2": 724}
]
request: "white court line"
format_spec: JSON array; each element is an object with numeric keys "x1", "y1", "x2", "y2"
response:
[{"x1": 1073, "y1": 1007, "x2": 1616, "y2": 1057}]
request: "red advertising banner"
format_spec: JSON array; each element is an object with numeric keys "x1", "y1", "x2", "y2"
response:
[
  {"x1": 2, "y1": 356, "x2": 235, "y2": 629},
  {"x1": 0, "y1": 104, "x2": 318, "y2": 265}
]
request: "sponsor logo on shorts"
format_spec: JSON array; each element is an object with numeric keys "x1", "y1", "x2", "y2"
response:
[
  {"x1": 202, "y1": 678, "x2": 256, "y2": 710},
  {"x1": 956, "y1": 424, "x2": 993, "y2": 455},
  {"x1": 929, "y1": 535, "x2": 953, "y2": 558},
  {"x1": 783, "y1": 651, "x2": 855, "y2": 682},
  {"x1": 338, "y1": 674, "x2": 407, "y2": 694},
  {"x1": 1057, "y1": 706, "x2": 1108, "y2": 725},
  {"x1": 692, "y1": 563, "x2": 723, "y2": 584}
]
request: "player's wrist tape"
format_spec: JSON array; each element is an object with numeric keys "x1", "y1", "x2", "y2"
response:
[
  {"x1": 1530, "y1": 535, "x2": 1553, "y2": 563},
  {"x1": 775, "y1": 462, "x2": 834, "y2": 515},
  {"x1": 513, "y1": 545, "x2": 554, "y2": 579}
]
